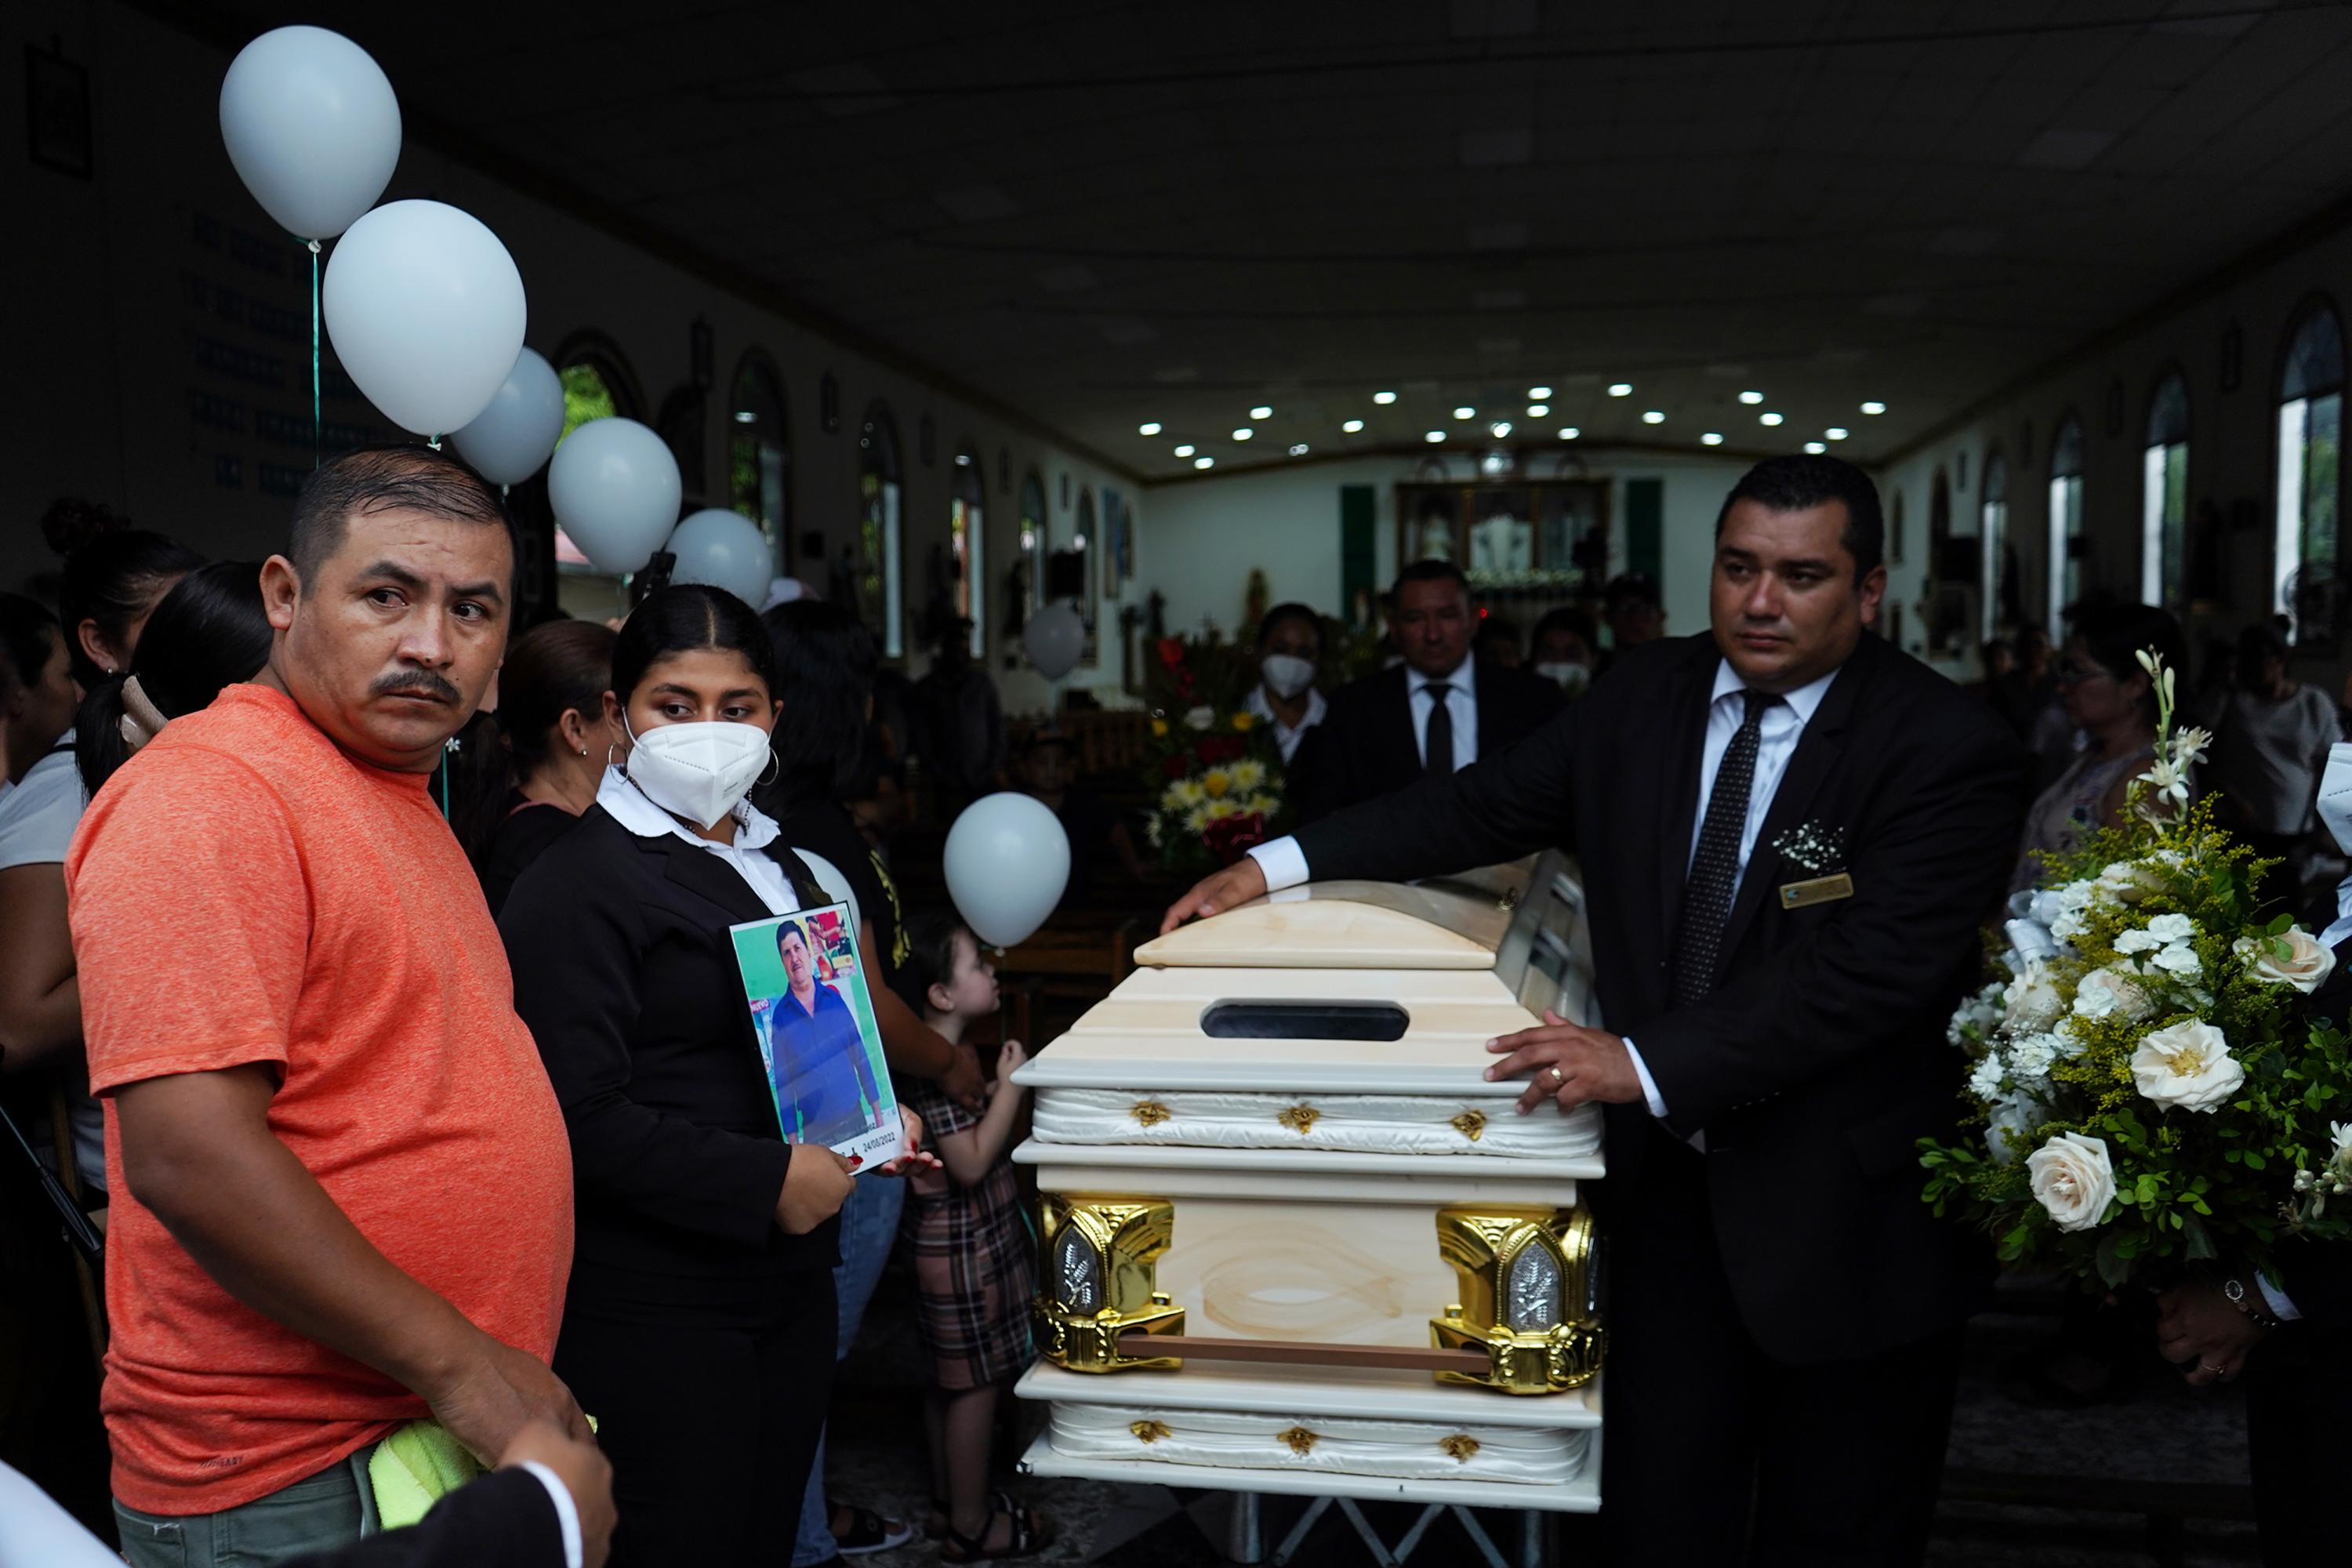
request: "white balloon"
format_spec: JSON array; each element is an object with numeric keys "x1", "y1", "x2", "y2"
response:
[
  {"x1": 219, "y1": 26, "x2": 401, "y2": 240},
  {"x1": 322, "y1": 200, "x2": 526, "y2": 436},
  {"x1": 548, "y1": 418, "x2": 682, "y2": 575},
  {"x1": 945, "y1": 793, "x2": 1071, "y2": 948},
  {"x1": 667, "y1": 509, "x2": 774, "y2": 606},
  {"x1": 450, "y1": 348, "x2": 565, "y2": 485},
  {"x1": 1025, "y1": 602, "x2": 1085, "y2": 680}
]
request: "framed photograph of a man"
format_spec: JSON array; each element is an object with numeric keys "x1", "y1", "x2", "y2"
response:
[{"x1": 731, "y1": 902, "x2": 902, "y2": 1168}]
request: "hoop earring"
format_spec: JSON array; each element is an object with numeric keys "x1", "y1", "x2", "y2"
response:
[
  {"x1": 606, "y1": 742, "x2": 622, "y2": 769},
  {"x1": 757, "y1": 748, "x2": 781, "y2": 788}
]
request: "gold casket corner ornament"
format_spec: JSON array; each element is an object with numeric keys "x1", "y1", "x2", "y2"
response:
[
  {"x1": 1033, "y1": 1193, "x2": 1186, "y2": 1374},
  {"x1": 1428, "y1": 1207, "x2": 1605, "y2": 1396}
]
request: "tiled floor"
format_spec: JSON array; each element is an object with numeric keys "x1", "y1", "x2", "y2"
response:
[{"x1": 822, "y1": 1269, "x2": 2259, "y2": 1566}]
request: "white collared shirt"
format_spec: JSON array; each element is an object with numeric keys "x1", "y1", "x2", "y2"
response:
[
  {"x1": 1244, "y1": 684, "x2": 1330, "y2": 764},
  {"x1": 596, "y1": 766, "x2": 801, "y2": 916},
  {"x1": 1406, "y1": 655, "x2": 1479, "y2": 773}
]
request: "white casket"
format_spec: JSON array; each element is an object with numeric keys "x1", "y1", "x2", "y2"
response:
[{"x1": 1011, "y1": 854, "x2": 1606, "y2": 1514}]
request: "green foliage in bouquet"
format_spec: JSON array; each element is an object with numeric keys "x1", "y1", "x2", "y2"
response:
[
  {"x1": 1922, "y1": 651, "x2": 2352, "y2": 1290},
  {"x1": 1140, "y1": 635, "x2": 1289, "y2": 873}
]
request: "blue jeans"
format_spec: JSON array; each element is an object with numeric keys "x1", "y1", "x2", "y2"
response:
[
  {"x1": 792, "y1": 1171, "x2": 907, "y2": 1565},
  {"x1": 114, "y1": 1445, "x2": 381, "y2": 1568}
]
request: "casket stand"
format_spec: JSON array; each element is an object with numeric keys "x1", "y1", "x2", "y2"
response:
[{"x1": 1011, "y1": 852, "x2": 1606, "y2": 1537}]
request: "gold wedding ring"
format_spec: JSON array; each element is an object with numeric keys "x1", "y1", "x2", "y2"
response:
[{"x1": 1548, "y1": 1065, "x2": 1567, "y2": 1087}]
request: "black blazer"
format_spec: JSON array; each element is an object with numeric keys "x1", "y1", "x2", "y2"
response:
[
  {"x1": 1291, "y1": 659, "x2": 1563, "y2": 823},
  {"x1": 1294, "y1": 631, "x2": 2025, "y2": 1364},
  {"x1": 288, "y1": 1468, "x2": 561, "y2": 1568},
  {"x1": 499, "y1": 806, "x2": 837, "y2": 1316}
]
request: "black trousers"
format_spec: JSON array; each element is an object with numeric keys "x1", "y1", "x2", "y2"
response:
[
  {"x1": 1601, "y1": 1134, "x2": 1962, "y2": 1567},
  {"x1": 554, "y1": 1275, "x2": 838, "y2": 1568},
  {"x1": 2245, "y1": 1320, "x2": 2352, "y2": 1563}
]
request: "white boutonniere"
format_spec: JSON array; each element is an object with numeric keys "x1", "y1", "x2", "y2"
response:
[{"x1": 1771, "y1": 821, "x2": 1846, "y2": 873}]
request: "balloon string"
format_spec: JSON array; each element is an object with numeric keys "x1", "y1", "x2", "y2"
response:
[
  {"x1": 428, "y1": 434, "x2": 442, "y2": 451},
  {"x1": 307, "y1": 239, "x2": 323, "y2": 470}
]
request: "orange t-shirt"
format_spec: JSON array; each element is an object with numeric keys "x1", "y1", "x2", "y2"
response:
[{"x1": 65, "y1": 684, "x2": 573, "y2": 1515}]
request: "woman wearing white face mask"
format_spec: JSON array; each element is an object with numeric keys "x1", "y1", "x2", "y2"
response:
[
  {"x1": 499, "y1": 586, "x2": 936, "y2": 1568},
  {"x1": 1243, "y1": 601, "x2": 1327, "y2": 764}
]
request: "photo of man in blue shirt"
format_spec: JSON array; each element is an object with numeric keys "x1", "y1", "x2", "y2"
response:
[{"x1": 765, "y1": 918, "x2": 887, "y2": 1150}]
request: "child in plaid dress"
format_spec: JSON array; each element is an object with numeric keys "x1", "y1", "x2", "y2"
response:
[{"x1": 898, "y1": 916, "x2": 1047, "y2": 1561}]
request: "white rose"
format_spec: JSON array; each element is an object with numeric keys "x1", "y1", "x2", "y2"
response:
[
  {"x1": 2146, "y1": 913, "x2": 2197, "y2": 945},
  {"x1": 2130, "y1": 1019, "x2": 2245, "y2": 1112},
  {"x1": 2151, "y1": 944, "x2": 2205, "y2": 978},
  {"x1": 2002, "y1": 962, "x2": 2064, "y2": 1033},
  {"x1": 2235, "y1": 927, "x2": 2336, "y2": 994},
  {"x1": 2027, "y1": 1131, "x2": 2117, "y2": 1232},
  {"x1": 2114, "y1": 928, "x2": 2163, "y2": 956},
  {"x1": 2074, "y1": 966, "x2": 2154, "y2": 1022},
  {"x1": 2097, "y1": 861, "x2": 2159, "y2": 905}
]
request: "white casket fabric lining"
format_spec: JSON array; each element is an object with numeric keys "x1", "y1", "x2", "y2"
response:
[
  {"x1": 1049, "y1": 1402, "x2": 1588, "y2": 1485},
  {"x1": 1030, "y1": 1087, "x2": 1599, "y2": 1159}
]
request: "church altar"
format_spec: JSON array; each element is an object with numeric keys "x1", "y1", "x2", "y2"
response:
[{"x1": 1010, "y1": 855, "x2": 1606, "y2": 1514}]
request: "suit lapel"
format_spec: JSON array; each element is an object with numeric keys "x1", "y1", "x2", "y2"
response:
[
  {"x1": 641, "y1": 830, "x2": 779, "y2": 929},
  {"x1": 1654, "y1": 639, "x2": 1722, "y2": 949},
  {"x1": 1714, "y1": 637, "x2": 1880, "y2": 961}
]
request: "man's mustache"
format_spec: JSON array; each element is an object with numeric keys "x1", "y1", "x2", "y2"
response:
[{"x1": 372, "y1": 671, "x2": 463, "y2": 705}]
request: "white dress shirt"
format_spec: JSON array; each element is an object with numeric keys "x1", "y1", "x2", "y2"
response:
[
  {"x1": 1408, "y1": 655, "x2": 1479, "y2": 773},
  {"x1": 1250, "y1": 657, "x2": 1842, "y2": 1127},
  {"x1": 1244, "y1": 683, "x2": 1330, "y2": 764},
  {"x1": 597, "y1": 766, "x2": 802, "y2": 916}
]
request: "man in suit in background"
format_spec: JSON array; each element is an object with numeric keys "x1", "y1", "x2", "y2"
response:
[
  {"x1": 1167, "y1": 456, "x2": 2024, "y2": 1566},
  {"x1": 1289, "y1": 559, "x2": 1561, "y2": 823}
]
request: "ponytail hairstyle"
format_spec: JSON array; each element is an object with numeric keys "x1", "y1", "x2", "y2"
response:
[
  {"x1": 43, "y1": 498, "x2": 205, "y2": 689},
  {"x1": 75, "y1": 561, "x2": 271, "y2": 798}
]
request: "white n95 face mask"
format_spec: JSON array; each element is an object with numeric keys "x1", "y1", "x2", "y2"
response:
[
  {"x1": 623, "y1": 719, "x2": 774, "y2": 829},
  {"x1": 1535, "y1": 661, "x2": 1591, "y2": 695},
  {"x1": 1261, "y1": 653, "x2": 1317, "y2": 700}
]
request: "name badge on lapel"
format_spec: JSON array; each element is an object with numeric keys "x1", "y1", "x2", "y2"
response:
[{"x1": 1779, "y1": 873, "x2": 1854, "y2": 910}]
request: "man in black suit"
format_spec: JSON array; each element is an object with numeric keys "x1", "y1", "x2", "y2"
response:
[
  {"x1": 1167, "y1": 456, "x2": 2024, "y2": 1566},
  {"x1": 1288, "y1": 559, "x2": 1561, "y2": 824}
]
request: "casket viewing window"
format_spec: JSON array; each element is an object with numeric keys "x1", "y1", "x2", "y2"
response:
[{"x1": 1200, "y1": 1001, "x2": 1409, "y2": 1041}]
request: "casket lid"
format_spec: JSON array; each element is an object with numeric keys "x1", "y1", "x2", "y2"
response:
[{"x1": 1134, "y1": 859, "x2": 1534, "y2": 971}]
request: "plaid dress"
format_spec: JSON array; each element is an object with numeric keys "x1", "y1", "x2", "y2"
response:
[{"x1": 902, "y1": 1078, "x2": 1036, "y2": 1389}]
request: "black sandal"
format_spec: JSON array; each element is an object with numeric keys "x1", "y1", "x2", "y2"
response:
[
  {"x1": 939, "y1": 1500, "x2": 1049, "y2": 1563},
  {"x1": 831, "y1": 1502, "x2": 914, "y2": 1555},
  {"x1": 924, "y1": 1490, "x2": 1019, "y2": 1541}
]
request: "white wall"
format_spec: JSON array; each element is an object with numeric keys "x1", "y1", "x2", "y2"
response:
[
  {"x1": 0, "y1": 3, "x2": 1144, "y2": 709},
  {"x1": 1142, "y1": 448, "x2": 1755, "y2": 642}
]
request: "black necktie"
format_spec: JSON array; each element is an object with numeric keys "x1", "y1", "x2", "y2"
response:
[
  {"x1": 1421, "y1": 683, "x2": 1455, "y2": 779},
  {"x1": 1672, "y1": 689, "x2": 1780, "y2": 1006}
]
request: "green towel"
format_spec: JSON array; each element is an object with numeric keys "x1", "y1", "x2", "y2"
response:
[{"x1": 368, "y1": 1416, "x2": 599, "y2": 1530}]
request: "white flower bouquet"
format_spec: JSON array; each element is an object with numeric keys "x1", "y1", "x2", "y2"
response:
[{"x1": 1922, "y1": 652, "x2": 2352, "y2": 1288}]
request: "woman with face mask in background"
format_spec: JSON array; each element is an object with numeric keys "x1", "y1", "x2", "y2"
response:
[
  {"x1": 1243, "y1": 601, "x2": 1327, "y2": 764},
  {"x1": 1528, "y1": 605, "x2": 1601, "y2": 699},
  {"x1": 498, "y1": 586, "x2": 934, "y2": 1568}
]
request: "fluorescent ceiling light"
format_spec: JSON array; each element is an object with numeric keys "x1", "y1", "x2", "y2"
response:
[
  {"x1": 1288, "y1": 443, "x2": 1309, "y2": 456},
  {"x1": 1490, "y1": 421, "x2": 1512, "y2": 437},
  {"x1": 1738, "y1": 391, "x2": 1763, "y2": 405},
  {"x1": 1803, "y1": 441, "x2": 1827, "y2": 454},
  {"x1": 1425, "y1": 430, "x2": 1446, "y2": 443},
  {"x1": 1526, "y1": 403, "x2": 1549, "y2": 417},
  {"x1": 1194, "y1": 456, "x2": 1215, "y2": 470},
  {"x1": 1138, "y1": 421, "x2": 1162, "y2": 435},
  {"x1": 1759, "y1": 412, "x2": 1784, "y2": 426},
  {"x1": 1250, "y1": 405, "x2": 1272, "y2": 419},
  {"x1": 1558, "y1": 426, "x2": 1580, "y2": 440},
  {"x1": 1342, "y1": 419, "x2": 1365, "y2": 433},
  {"x1": 1373, "y1": 390, "x2": 1398, "y2": 405},
  {"x1": 1232, "y1": 427, "x2": 1254, "y2": 441},
  {"x1": 1453, "y1": 405, "x2": 1475, "y2": 419},
  {"x1": 1174, "y1": 444, "x2": 1196, "y2": 457},
  {"x1": 1701, "y1": 433, "x2": 1723, "y2": 446},
  {"x1": 1642, "y1": 410, "x2": 1665, "y2": 424},
  {"x1": 732, "y1": 410, "x2": 756, "y2": 424},
  {"x1": 1825, "y1": 427, "x2": 1849, "y2": 441},
  {"x1": 1527, "y1": 385, "x2": 1552, "y2": 399},
  {"x1": 1860, "y1": 401, "x2": 1887, "y2": 416},
  {"x1": 1608, "y1": 383, "x2": 1632, "y2": 397}
]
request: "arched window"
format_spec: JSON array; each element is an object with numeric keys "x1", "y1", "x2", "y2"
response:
[
  {"x1": 2275, "y1": 299, "x2": 2344, "y2": 640},
  {"x1": 1018, "y1": 469, "x2": 1048, "y2": 630},
  {"x1": 1980, "y1": 450, "x2": 2010, "y2": 640},
  {"x1": 950, "y1": 445, "x2": 985, "y2": 658},
  {"x1": 858, "y1": 404, "x2": 904, "y2": 658},
  {"x1": 2142, "y1": 369, "x2": 2190, "y2": 612},
  {"x1": 549, "y1": 334, "x2": 648, "y2": 619},
  {"x1": 1926, "y1": 467, "x2": 1963, "y2": 659},
  {"x1": 728, "y1": 353, "x2": 790, "y2": 571},
  {"x1": 2048, "y1": 416, "x2": 2085, "y2": 630}
]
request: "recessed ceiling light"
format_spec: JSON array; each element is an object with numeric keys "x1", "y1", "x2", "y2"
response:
[
  {"x1": 1425, "y1": 430, "x2": 1446, "y2": 443},
  {"x1": 1073, "y1": 533, "x2": 1087, "y2": 549},
  {"x1": 955, "y1": 452, "x2": 971, "y2": 466},
  {"x1": 1701, "y1": 433, "x2": 1724, "y2": 446},
  {"x1": 1527, "y1": 385, "x2": 1552, "y2": 399},
  {"x1": 1558, "y1": 426, "x2": 1580, "y2": 440},
  {"x1": 1342, "y1": 419, "x2": 1365, "y2": 433},
  {"x1": 1374, "y1": 390, "x2": 1398, "y2": 405},
  {"x1": 1138, "y1": 421, "x2": 1162, "y2": 435},
  {"x1": 1825, "y1": 426, "x2": 1850, "y2": 441},
  {"x1": 1759, "y1": 412, "x2": 1784, "y2": 426},
  {"x1": 1642, "y1": 410, "x2": 1665, "y2": 424},
  {"x1": 1526, "y1": 403, "x2": 1550, "y2": 417},
  {"x1": 1738, "y1": 391, "x2": 1763, "y2": 405},
  {"x1": 1803, "y1": 441, "x2": 1827, "y2": 454},
  {"x1": 1490, "y1": 421, "x2": 1513, "y2": 438},
  {"x1": 1288, "y1": 442, "x2": 1309, "y2": 456},
  {"x1": 1453, "y1": 405, "x2": 1475, "y2": 419},
  {"x1": 1174, "y1": 443, "x2": 1196, "y2": 457},
  {"x1": 732, "y1": 410, "x2": 757, "y2": 424},
  {"x1": 1250, "y1": 405, "x2": 1273, "y2": 419},
  {"x1": 1232, "y1": 427, "x2": 1254, "y2": 441},
  {"x1": 1194, "y1": 456, "x2": 1215, "y2": 470},
  {"x1": 1608, "y1": 383, "x2": 1633, "y2": 397},
  {"x1": 1860, "y1": 401, "x2": 1887, "y2": 416}
]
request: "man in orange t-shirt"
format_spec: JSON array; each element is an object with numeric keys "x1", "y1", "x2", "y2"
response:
[{"x1": 67, "y1": 447, "x2": 582, "y2": 1566}]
